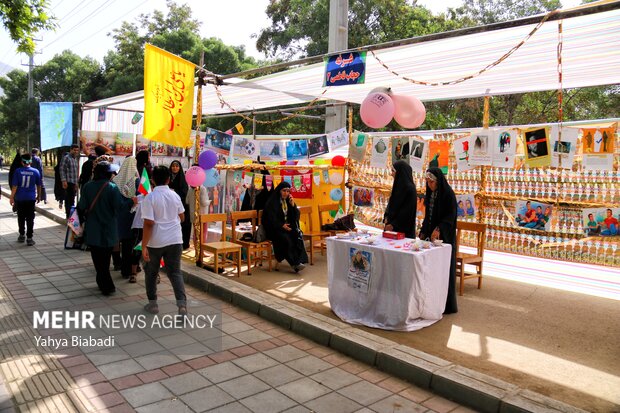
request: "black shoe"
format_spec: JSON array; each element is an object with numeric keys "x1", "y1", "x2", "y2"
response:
[
  {"x1": 26, "y1": 238, "x2": 35, "y2": 246},
  {"x1": 101, "y1": 289, "x2": 116, "y2": 296},
  {"x1": 17, "y1": 235, "x2": 25, "y2": 243}
]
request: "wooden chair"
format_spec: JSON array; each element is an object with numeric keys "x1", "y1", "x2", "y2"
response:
[
  {"x1": 230, "y1": 210, "x2": 273, "y2": 275},
  {"x1": 455, "y1": 221, "x2": 487, "y2": 296},
  {"x1": 298, "y1": 206, "x2": 330, "y2": 265},
  {"x1": 199, "y1": 213, "x2": 242, "y2": 277}
]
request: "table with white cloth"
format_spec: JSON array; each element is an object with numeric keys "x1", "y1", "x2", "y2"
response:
[{"x1": 327, "y1": 236, "x2": 451, "y2": 331}]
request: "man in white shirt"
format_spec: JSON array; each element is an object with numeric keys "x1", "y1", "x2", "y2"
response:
[{"x1": 141, "y1": 165, "x2": 187, "y2": 315}]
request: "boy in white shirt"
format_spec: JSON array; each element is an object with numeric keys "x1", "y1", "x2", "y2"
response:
[{"x1": 141, "y1": 165, "x2": 187, "y2": 315}]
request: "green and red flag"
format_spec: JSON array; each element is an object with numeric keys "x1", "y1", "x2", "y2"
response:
[{"x1": 138, "y1": 168, "x2": 151, "y2": 195}]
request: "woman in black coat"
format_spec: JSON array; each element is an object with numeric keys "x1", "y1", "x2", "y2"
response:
[
  {"x1": 169, "y1": 160, "x2": 191, "y2": 249},
  {"x1": 384, "y1": 160, "x2": 417, "y2": 238},
  {"x1": 419, "y1": 167, "x2": 458, "y2": 314},
  {"x1": 261, "y1": 181, "x2": 308, "y2": 273}
]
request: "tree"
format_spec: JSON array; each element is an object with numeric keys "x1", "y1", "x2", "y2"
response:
[
  {"x1": 0, "y1": 0, "x2": 56, "y2": 55},
  {"x1": 449, "y1": 0, "x2": 561, "y2": 25}
]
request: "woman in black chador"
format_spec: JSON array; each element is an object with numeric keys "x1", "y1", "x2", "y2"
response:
[
  {"x1": 383, "y1": 160, "x2": 417, "y2": 238},
  {"x1": 261, "y1": 181, "x2": 308, "y2": 273},
  {"x1": 169, "y1": 160, "x2": 191, "y2": 249},
  {"x1": 419, "y1": 167, "x2": 458, "y2": 314}
]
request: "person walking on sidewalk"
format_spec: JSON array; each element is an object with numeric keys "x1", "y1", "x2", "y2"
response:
[
  {"x1": 141, "y1": 165, "x2": 187, "y2": 316},
  {"x1": 9, "y1": 154, "x2": 42, "y2": 246},
  {"x1": 59, "y1": 144, "x2": 80, "y2": 219},
  {"x1": 78, "y1": 162, "x2": 135, "y2": 296},
  {"x1": 30, "y1": 148, "x2": 47, "y2": 204}
]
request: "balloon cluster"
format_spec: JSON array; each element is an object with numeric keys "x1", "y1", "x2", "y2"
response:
[
  {"x1": 360, "y1": 89, "x2": 426, "y2": 129},
  {"x1": 186, "y1": 149, "x2": 219, "y2": 187}
]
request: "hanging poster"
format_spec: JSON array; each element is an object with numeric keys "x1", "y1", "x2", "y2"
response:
[
  {"x1": 370, "y1": 136, "x2": 389, "y2": 168},
  {"x1": 349, "y1": 133, "x2": 368, "y2": 163},
  {"x1": 353, "y1": 186, "x2": 374, "y2": 207},
  {"x1": 428, "y1": 140, "x2": 450, "y2": 174},
  {"x1": 114, "y1": 133, "x2": 134, "y2": 157},
  {"x1": 409, "y1": 137, "x2": 427, "y2": 172},
  {"x1": 39, "y1": 102, "x2": 73, "y2": 151},
  {"x1": 259, "y1": 140, "x2": 286, "y2": 161},
  {"x1": 231, "y1": 136, "x2": 258, "y2": 160},
  {"x1": 515, "y1": 200, "x2": 554, "y2": 231},
  {"x1": 581, "y1": 124, "x2": 616, "y2": 171},
  {"x1": 224, "y1": 170, "x2": 245, "y2": 215},
  {"x1": 151, "y1": 141, "x2": 168, "y2": 156},
  {"x1": 523, "y1": 127, "x2": 551, "y2": 168},
  {"x1": 456, "y1": 194, "x2": 476, "y2": 219},
  {"x1": 79, "y1": 130, "x2": 98, "y2": 155},
  {"x1": 453, "y1": 135, "x2": 473, "y2": 171},
  {"x1": 280, "y1": 171, "x2": 312, "y2": 199},
  {"x1": 285, "y1": 140, "x2": 309, "y2": 160},
  {"x1": 205, "y1": 127, "x2": 233, "y2": 156},
  {"x1": 391, "y1": 136, "x2": 410, "y2": 163},
  {"x1": 308, "y1": 135, "x2": 329, "y2": 158},
  {"x1": 327, "y1": 127, "x2": 348, "y2": 150},
  {"x1": 167, "y1": 145, "x2": 183, "y2": 157},
  {"x1": 324, "y1": 51, "x2": 366, "y2": 86},
  {"x1": 492, "y1": 128, "x2": 518, "y2": 168},
  {"x1": 550, "y1": 126, "x2": 578, "y2": 169},
  {"x1": 135, "y1": 134, "x2": 150, "y2": 153},
  {"x1": 348, "y1": 248, "x2": 372, "y2": 294},
  {"x1": 583, "y1": 208, "x2": 620, "y2": 237},
  {"x1": 469, "y1": 129, "x2": 492, "y2": 166}
]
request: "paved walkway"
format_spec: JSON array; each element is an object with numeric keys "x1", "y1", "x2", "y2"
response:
[{"x1": 0, "y1": 181, "x2": 472, "y2": 412}]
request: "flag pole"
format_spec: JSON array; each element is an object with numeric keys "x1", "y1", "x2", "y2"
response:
[{"x1": 194, "y1": 52, "x2": 205, "y2": 266}]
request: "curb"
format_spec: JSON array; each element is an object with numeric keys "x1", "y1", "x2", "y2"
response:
[{"x1": 180, "y1": 262, "x2": 588, "y2": 413}]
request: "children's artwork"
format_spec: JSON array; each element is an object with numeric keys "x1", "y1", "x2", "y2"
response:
[
  {"x1": 308, "y1": 135, "x2": 329, "y2": 158},
  {"x1": 79, "y1": 130, "x2": 98, "y2": 155},
  {"x1": 453, "y1": 135, "x2": 473, "y2": 171},
  {"x1": 408, "y1": 137, "x2": 427, "y2": 172},
  {"x1": 327, "y1": 127, "x2": 348, "y2": 150},
  {"x1": 416, "y1": 193, "x2": 426, "y2": 224},
  {"x1": 550, "y1": 126, "x2": 578, "y2": 169},
  {"x1": 135, "y1": 134, "x2": 150, "y2": 153},
  {"x1": 348, "y1": 248, "x2": 373, "y2": 294},
  {"x1": 469, "y1": 129, "x2": 492, "y2": 166},
  {"x1": 370, "y1": 136, "x2": 389, "y2": 168},
  {"x1": 114, "y1": 133, "x2": 134, "y2": 156},
  {"x1": 231, "y1": 136, "x2": 258, "y2": 160},
  {"x1": 225, "y1": 170, "x2": 245, "y2": 215},
  {"x1": 456, "y1": 194, "x2": 476, "y2": 219},
  {"x1": 349, "y1": 133, "x2": 368, "y2": 162},
  {"x1": 492, "y1": 128, "x2": 517, "y2": 168},
  {"x1": 428, "y1": 140, "x2": 450, "y2": 174},
  {"x1": 523, "y1": 127, "x2": 551, "y2": 168},
  {"x1": 259, "y1": 140, "x2": 286, "y2": 161},
  {"x1": 582, "y1": 208, "x2": 620, "y2": 236},
  {"x1": 581, "y1": 124, "x2": 616, "y2": 171},
  {"x1": 205, "y1": 128, "x2": 232, "y2": 156},
  {"x1": 353, "y1": 186, "x2": 374, "y2": 207},
  {"x1": 167, "y1": 145, "x2": 183, "y2": 157},
  {"x1": 205, "y1": 170, "x2": 225, "y2": 214},
  {"x1": 285, "y1": 140, "x2": 308, "y2": 160},
  {"x1": 391, "y1": 136, "x2": 410, "y2": 163},
  {"x1": 515, "y1": 200, "x2": 553, "y2": 231},
  {"x1": 151, "y1": 141, "x2": 168, "y2": 156}
]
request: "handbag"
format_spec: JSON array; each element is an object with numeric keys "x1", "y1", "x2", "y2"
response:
[
  {"x1": 70, "y1": 182, "x2": 109, "y2": 236},
  {"x1": 253, "y1": 224, "x2": 267, "y2": 243}
]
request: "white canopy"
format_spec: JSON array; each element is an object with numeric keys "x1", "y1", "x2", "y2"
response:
[{"x1": 82, "y1": 6, "x2": 620, "y2": 132}]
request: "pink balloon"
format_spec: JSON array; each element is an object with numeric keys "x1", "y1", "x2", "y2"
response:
[
  {"x1": 392, "y1": 95, "x2": 426, "y2": 129},
  {"x1": 186, "y1": 166, "x2": 206, "y2": 187},
  {"x1": 360, "y1": 92, "x2": 395, "y2": 129}
]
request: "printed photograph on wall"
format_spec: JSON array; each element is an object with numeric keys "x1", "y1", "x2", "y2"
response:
[
  {"x1": 151, "y1": 141, "x2": 168, "y2": 156},
  {"x1": 515, "y1": 200, "x2": 553, "y2": 231},
  {"x1": 456, "y1": 194, "x2": 476, "y2": 218},
  {"x1": 327, "y1": 127, "x2": 348, "y2": 150},
  {"x1": 492, "y1": 128, "x2": 518, "y2": 167},
  {"x1": 581, "y1": 125, "x2": 616, "y2": 154},
  {"x1": 308, "y1": 135, "x2": 329, "y2": 158},
  {"x1": 353, "y1": 186, "x2": 374, "y2": 207},
  {"x1": 135, "y1": 134, "x2": 150, "y2": 153},
  {"x1": 285, "y1": 140, "x2": 309, "y2": 160},
  {"x1": 349, "y1": 133, "x2": 368, "y2": 162},
  {"x1": 550, "y1": 126, "x2": 578, "y2": 169},
  {"x1": 409, "y1": 137, "x2": 427, "y2": 172},
  {"x1": 114, "y1": 133, "x2": 134, "y2": 156},
  {"x1": 205, "y1": 128, "x2": 233, "y2": 155},
  {"x1": 391, "y1": 136, "x2": 410, "y2": 163},
  {"x1": 453, "y1": 135, "x2": 473, "y2": 171},
  {"x1": 469, "y1": 129, "x2": 492, "y2": 166},
  {"x1": 428, "y1": 140, "x2": 450, "y2": 174},
  {"x1": 523, "y1": 127, "x2": 551, "y2": 167},
  {"x1": 231, "y1": 136, "x2": 257, "y2": 160},
  {"x1": 370, "y1": 136, "x2": 389, "y2": 168},
  {"x1": 583, "y1": 207, "x2": 620, "y2": 236},
  {"x1": 259, "y1": 140, "x2": 286, "y2": 161},
  {"x1": 167, "y1": 145, "x2": 184, "y2": 157}
]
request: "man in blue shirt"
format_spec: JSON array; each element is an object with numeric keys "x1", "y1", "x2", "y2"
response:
[{"x1": 10, "y1": 154, "x2": 42, "y2": 246}]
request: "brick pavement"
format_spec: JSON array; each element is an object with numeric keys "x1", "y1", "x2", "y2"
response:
[{"x1": 0, "y1": 184, "x2": 473, "y2": 412}]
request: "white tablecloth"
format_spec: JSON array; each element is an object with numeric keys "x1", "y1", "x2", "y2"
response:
[{"x1": 327, "y1": 236, "x2": 451, "y2": 331}]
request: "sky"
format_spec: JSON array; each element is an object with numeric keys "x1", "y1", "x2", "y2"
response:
[{"x1": 0, "y1": 0, "x2": 582, "y2": 74}]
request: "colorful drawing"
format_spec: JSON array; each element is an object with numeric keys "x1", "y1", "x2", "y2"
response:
[
  {"x1": 515, "y1": 200, "x2": 553, "y2": 231},
  {"x1": 428, "y1": 140, "x2": 450, "y2": 174},
  {"x1": 348, "y1": 248, "x2": 373, "y2": 293}
]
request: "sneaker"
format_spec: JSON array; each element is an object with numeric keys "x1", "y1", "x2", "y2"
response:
[
  {"x1": 26, "y1": 238, "x2": 35, "y2": 246},
  {"x1": 17, "y1": 235, "x2": 25, "y2": 243},
  {"x1": 178, "y1": 306, "x2": 187, "y2": 316},
  {"x1": 293, "y1": 263, "x2": 306, "y2": 273},
  {"x1": 144, "y1": 303, "x2": 159, "y2": 314}
]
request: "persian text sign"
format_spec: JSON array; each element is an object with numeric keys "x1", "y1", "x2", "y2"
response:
[
  {"x1": 143, "y1": 43, "x2": 194, "y2": 148},
  {"x1": 324, "y1": 52, "x2": 366, "y2": 86}
]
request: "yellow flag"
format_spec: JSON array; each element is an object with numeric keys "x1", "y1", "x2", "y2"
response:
[
  {"x1": 143, "y1": 44, "x2": 195, "y2": 148},
  {"x1": 235, "y1": 122, "x2": 245, "y2": 134}
]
